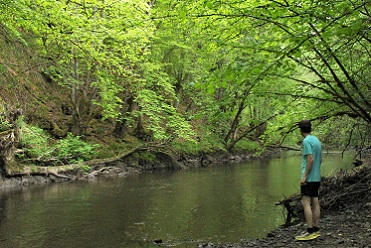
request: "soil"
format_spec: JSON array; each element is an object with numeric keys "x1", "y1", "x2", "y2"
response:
[{"x1": 199, "y1": 201, "x2": 371, "y2": 248}]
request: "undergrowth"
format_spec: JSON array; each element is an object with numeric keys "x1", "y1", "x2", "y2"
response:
[
  {"x1": 18, "y1": 121, "x2": 99, "y2": 164},
  {"x1": 171, "y1": 132, "x2": 226, "y2": 155}
]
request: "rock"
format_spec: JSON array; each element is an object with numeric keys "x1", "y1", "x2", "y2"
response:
[{"x1": 153, "y1": 239, "x2": 162, "y2": 244}]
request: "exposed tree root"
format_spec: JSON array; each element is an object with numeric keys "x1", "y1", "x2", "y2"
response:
[{"x1": 81, "y1": 166, "x2": 126, "y2": 179}]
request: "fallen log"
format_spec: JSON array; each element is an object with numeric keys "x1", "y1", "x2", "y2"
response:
[
  {"x1": 5, "y1": 165, "x2": 74, "y2": 180},
  {"x1": 4, "y1": 142, "x2": 171, "y2": 181}
]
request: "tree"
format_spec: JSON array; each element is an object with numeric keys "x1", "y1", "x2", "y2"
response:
[
  {"x1": 0, "y1": 0, "x2": 33, "y2": 42},
  {"x1": 171, "y1": 0, "x2": 371, "y2": 148},
  {"x1": 3, "y1": 0, "x2": 371, "y2": 157},
  {"x1": 29, "y1": 0, "x2": 155, "y2": 137},
  {"x1": 248, "y1": 0, "x2": 371, "y2": 146}
]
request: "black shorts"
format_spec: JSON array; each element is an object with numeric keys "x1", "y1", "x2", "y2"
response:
[{"x1": 301, "y1": 182, "x2": 321, "y2": 197}]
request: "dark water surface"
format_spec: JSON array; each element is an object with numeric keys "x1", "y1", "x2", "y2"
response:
[{"x1": 0, "y1": 151, "x2": 354, "y2": 247}]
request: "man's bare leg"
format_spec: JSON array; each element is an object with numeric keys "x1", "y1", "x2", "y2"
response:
[
  {"x1": 311, "y1": 197, "x2": 320, "y2": 229},
  {"x1": 301, "y1": 196, "x2": 313, "y2": 228},
  {"x1": 296, "y1": 196, "x2": 321, "y2": 240}
]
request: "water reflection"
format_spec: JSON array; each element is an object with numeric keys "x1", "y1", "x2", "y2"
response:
[{"x1": 0, "y1": 151, "x2": 354, "y2": 247}]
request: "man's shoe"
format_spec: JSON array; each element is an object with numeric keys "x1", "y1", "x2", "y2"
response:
[
  {"x1": 295, "y1": 231, "x2": 318, "y2": 241},
  {"x1": 313, "y1": 231, "x2": 321, "y2": 238}
]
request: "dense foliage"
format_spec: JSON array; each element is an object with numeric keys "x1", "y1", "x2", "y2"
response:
[{"x1": 0, "y1": 0, "x2": 370, "y2": 165}]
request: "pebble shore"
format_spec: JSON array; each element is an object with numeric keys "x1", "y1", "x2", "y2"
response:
[{"x1": 199, "y1": 201, "x2": 371, "y2": 248}]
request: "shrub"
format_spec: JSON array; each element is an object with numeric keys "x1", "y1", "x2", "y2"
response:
[
  {"x1": 0, "y1": 116, "x2": 12, "y2": 132},
  {"x1": 18, "y1": 124, "x2": 99, "y2": 164},
  {"x1": 18, "y1": 124, "x2": 51, "y2": 159},
  {"x1": 52, "y1": 133, "x2": 99, "y2": 163},
  {"x1": 233, "y1": 139, "x2": 260, "y2": 152}
]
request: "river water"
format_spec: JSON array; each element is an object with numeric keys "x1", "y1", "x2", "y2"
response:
[{"x1": 0, "y1": 151, "x2": 354, "y2": 247}]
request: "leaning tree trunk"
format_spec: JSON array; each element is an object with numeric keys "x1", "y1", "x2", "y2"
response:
[
  {"x1": 0, "y1": 109, "x2": 22, "y2": 178},
  {"x1": 114, "y1": 96, "x2": 134, "y2": 139}
]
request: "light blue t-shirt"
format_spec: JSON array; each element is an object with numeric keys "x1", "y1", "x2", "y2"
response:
[{"x1": 301, "y1": 135, "x2": 322, "y2": 182}]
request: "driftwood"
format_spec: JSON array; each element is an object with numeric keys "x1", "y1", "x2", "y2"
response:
[{"x1": 277, "y1": 162, "x2": 371, "y2": 227}]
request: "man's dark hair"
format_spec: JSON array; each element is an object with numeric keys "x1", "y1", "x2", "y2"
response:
[{"x1": 298, "y1": 120, "x2": 312, "y2": 133}]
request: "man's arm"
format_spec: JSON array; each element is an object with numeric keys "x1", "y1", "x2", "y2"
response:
[{"x1": 301, "y1": 154, "x2": 314, "y2": 185}]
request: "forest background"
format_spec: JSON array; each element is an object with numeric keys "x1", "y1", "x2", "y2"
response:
[{"x1": 0, "y1": 0, "x2": 370, "y2": 177}]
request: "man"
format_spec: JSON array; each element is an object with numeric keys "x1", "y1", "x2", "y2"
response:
[{"x1": 295, "y1": 120, "x2": 322, "y2": 241}]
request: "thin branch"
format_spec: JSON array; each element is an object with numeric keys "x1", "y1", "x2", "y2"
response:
[
  {"x1": 308, "y1": 22, "x2": 371, "y2": 111},
  {"x1": 227, "y1": 113, "x2": 280, "y2": 151}
]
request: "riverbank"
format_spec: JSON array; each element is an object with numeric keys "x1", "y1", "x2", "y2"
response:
[
  {"x1": 0, "y1": 149, "x2": 265, "y2": 190},
  {"x1": 199, "y1": 162, "x2": 371, "y2": 248}
]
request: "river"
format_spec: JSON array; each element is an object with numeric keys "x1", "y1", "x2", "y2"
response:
[{"x1": 0, "y1": 151, "x2": 354, "y2": 247}]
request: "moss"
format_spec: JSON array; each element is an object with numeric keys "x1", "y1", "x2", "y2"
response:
[
  {"x1": 5, "y1": 160, "x2": 26, "y2": 174},
  {"x1": 78, "y1": 164, "x2": 91, "y2": 173},
  {"x1": 171, "y1": 140, "x2": 202, "y2": 155},
  {"x1": 30, "y1": 165, "x2": 39, "y2": 173},
  {"x1": 51, "y1": 121, "x2": 68, "y2": 138},
  {"x1": 134, "y1": 151, "x2": 156, "y2": 162},
  {"x1": 93, "y1": 136, "x2": 141, "y2": 159}
]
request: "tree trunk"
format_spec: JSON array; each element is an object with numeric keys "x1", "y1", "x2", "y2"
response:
[
  {"x1": 70, "y1": 55, "x2": 84, "y2": 136},
  {"x1": 224, "y1": 102, "x2": 245, "y2": 144},
  {"x1": 0, "y1": 109, "x2": 22, "y2": 177},
  {"x1": 114, "y1": 96, "x2": 135, "y2": 139}
]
